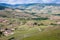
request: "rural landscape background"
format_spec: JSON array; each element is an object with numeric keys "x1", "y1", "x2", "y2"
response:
[{"x1": 0, "y1": 0, "x2": 60, "y2": 40}]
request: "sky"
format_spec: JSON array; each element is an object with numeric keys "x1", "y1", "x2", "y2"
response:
[{"x1": 0, "y1": 0, "x2": 60, "y2": 4}]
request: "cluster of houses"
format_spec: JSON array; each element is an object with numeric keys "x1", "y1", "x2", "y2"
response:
[
  {"x1": 0, "y1": 18, "x2": 10, "y2": 26},
  {"x1": 0, "y1": 27, "x2": 15, "y2": 36},
  {"x1": 0, "y1": 18, "x2": 18, "y2": 36},
  {"x1": 0, "y1": 18, "x2": 8, "y2": 23}
]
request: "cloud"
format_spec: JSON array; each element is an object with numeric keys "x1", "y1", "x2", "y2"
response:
[
  {"x1": 42, "y1": 0, "x2": 54, "y2": 3},
  {"x1": 0, "y1": 0, "x2": 42, "y2": 4},
  {"x1": 0, "y1": 0, "x2": 60, "y2": 4}
]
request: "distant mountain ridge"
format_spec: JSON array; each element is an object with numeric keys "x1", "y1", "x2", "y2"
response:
[{"x1": 0, "y1": 3, "x2": 60, "y2": 10}]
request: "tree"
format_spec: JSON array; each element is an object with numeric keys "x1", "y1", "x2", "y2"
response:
[{"x1": 0, "y1": 31, "x2": 4, "y2": 37}]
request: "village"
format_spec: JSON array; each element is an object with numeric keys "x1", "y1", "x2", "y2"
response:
[{"x1": 0, "y1": 14, "x2": 60, "y2": 37}]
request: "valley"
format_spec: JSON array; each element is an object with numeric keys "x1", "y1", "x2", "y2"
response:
[{"x1": 0, "y1": 3, "x2": 60, "y2": 40}]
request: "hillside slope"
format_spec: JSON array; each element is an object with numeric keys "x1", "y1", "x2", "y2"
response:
[{"x1": 23, "y1": 26, "x2": 60, "y2": 40}]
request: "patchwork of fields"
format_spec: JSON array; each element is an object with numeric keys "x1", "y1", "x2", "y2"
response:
[{"x1": 0, "y1": 3, "x2": 60, "y2": 40}]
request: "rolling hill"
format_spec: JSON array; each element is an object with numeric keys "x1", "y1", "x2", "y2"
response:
[{"x1": 0, "y1": 3, "x2": 60, "y2": 19}]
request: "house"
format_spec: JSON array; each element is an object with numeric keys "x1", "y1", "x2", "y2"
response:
[{"x1": 3, "y1": 29, "x2": 14, "y2": 36}]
